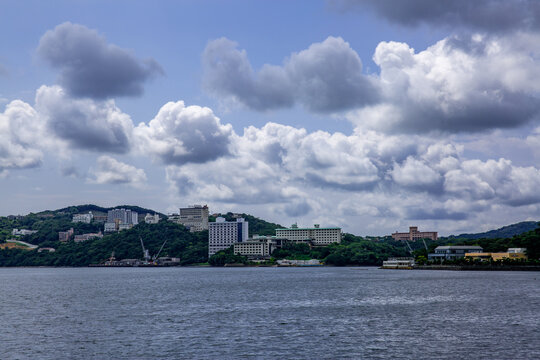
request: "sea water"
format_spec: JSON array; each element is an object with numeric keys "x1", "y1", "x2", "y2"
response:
[{"x1": 1, "y1": 267, "x2": 539, "y2": 359}]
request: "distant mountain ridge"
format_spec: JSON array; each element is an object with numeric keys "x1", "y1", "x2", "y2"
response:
[
  {"x1": 444, "y1": 221, "x2": 539, "y2": 240},
  {"x1": 39, "y1": 204, "x2": 166, "y2": 217}
]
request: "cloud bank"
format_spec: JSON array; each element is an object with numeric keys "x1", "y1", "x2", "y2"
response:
[
  {"x1": 134, "y1": 101, "x2": 233, "y2": 165},
  {"x1": 203, "y1": 36, "x2": 379, "y2": 113},
  {"x1": 333, "y1": 0, "x2": 540, "y2": 32},
  {"x1": 89, "y1": 156, "x2": 146, "y2": 187},
  {"x1": 38, "y1": 22, "x2": 163, "y2": 99}
]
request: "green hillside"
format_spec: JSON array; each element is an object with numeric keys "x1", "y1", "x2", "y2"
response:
[{"x1": 444, "y1": 221, "x2": 539, "y2": 240}]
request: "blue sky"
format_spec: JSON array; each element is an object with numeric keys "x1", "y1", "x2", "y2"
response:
[{"x1": 2, "y1": 0, "x2": 540, "y2": 236}]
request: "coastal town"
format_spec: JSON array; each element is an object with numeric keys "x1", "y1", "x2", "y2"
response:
[{"x1": 2, "y1": 204, "x2": 535, "y2": 269}]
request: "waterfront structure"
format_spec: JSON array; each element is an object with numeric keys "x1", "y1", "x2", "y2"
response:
[
  {"x1": 232, "y1": 235, "x2": 309, "y2": 259},
  {"x1": 178, "y1": 205, "x2": 209, "y2": 232},
  {"x1": 382, "y1": 257, "x2": 415, "y2": 269},
  {"x1": 11, "y1": 229, "x2": 38, "y2": 236},
  {"x1": 72, "y1": 212, "x2": 93, "y2": 224},
  {"x1": 74, "y1": 232, "x2": 103, "y2": 243},
  {"x1": 58, "y1": 228, "x2": 74, "y2": 242},
  {"x1": 233, "y1": 240, "x2": 273, "y2": 259},
  {"x1": 275, "y1": 223, "x2": 341, "y2": 246},
  {"x1": 465, "y1": 248, "x2": 528, "y2": 262},
  {"x1": 428, "y1": 245, "x2": 483, "y2": 261},
  {"x1": 208, "y1": 217, "x2": 248, "y2": 257},
  {"x1": 392, "y1": 226, "x2": 438, "y2": 241},
  {"x1": 144, "y1": 213, "x2": 160, "y2": 224},
  {"x1": 276, "y1": 259, "x2": 322, "y2": 266}
]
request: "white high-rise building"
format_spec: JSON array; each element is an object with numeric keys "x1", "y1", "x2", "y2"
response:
[
  {"x1": 208, "y1": 217, "x2": 249, "y2": 257},
  {"x1": 178, "y1": 205, "x2": 209, "y2": 232},
  {"x1": 275, "y1": 224, "x2": 342, "y2": 246}
]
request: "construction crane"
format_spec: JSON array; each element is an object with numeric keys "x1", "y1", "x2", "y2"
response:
[
  {"x1": 140, "y1": 237, "x2": 150, "y2": 263},
  {"x1": 421, "y1": 238, "x2": 429, "y2": 252},
  {"x1": 140, "y1": 237, "x2": 168, "y2": 264},
  {"x1": 152, "y1": 239, "x2": 168, "y2": 261},
  {"x1": 404, "y1": 239, "x2": 414, "y2": 255}
]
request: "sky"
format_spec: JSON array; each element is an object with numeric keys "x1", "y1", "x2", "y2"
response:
[{"x1": 2, "y1": 0, "x2": 540, "y2": 236}]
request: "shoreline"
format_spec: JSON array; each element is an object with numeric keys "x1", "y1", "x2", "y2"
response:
[{"x1": 413, "y1": 265, "x2": 540, "y2": 271}]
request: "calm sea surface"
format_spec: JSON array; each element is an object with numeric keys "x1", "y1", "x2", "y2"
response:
[{"x1": 1, "y1": 267, "x2": 539, "y2": 359}]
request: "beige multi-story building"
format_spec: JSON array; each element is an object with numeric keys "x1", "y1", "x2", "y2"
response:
[
  {"x1": 392, "y1": 226, "x2": 438, "y2": 241},
  {"x1": 58, "y1": 228, "x2": 74, "y2": 242},
  {"x1": 275, "y1": 224, "x2": 341, "y2": 246},
  {"x1": 233, "y1": 240, "x2": 272, "y2": 259},
  {"x1": 74, "y1": 232, "x2": 103, "y2": 243},
  {"x1": 178, "y1": 205, "x2": 209, "y2": 232}
]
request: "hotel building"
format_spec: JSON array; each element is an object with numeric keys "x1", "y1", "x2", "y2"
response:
[
  {"x1": 275, "y1": 224, "x2": 342, "y2": 246},
  {"x1": 208, "y1": 217, "x2": 248, "y2": 257},
  {"x1": 178, "y1": 205, "x2": 209, "y2": 232},
  {"x1": 392, "y1": 226, "x2": 438, "y2": 241}
]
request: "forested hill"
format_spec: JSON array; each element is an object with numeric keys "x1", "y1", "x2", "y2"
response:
[
  {"x1": 46, "y1": 204, "x2": 166, "y2": 217},
  {"x1": 444, "y1": 221, "x2": 539, "y2": 240},
  {"x1": 215, "y1": 212, "x2": 283, "y2": 236}
]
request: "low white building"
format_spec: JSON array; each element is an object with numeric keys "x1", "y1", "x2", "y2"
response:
[
  {"x1": 72, "y1": 212, "x2": 93, "y2": 224},
  {"x1": 428, "y1": 245, "x2": 483, "y2": 261},
  {"x1": 382, "y1": 257, "x2": 415, "y2": 269},
  {"x1": 104, "y1": 222, "x2": 117, "y2": 233},
  {"x1": 144, "y1": 213, "x2": 160, "y2": 224},
  {"x1": 275, "y1": 224, "x2": 342, "y2": 246},
  {"x1": 11, "y1": 229, "x2": 38, "y2": 236},
  {"x1": 234, "y1": 240, "x2": 273, "y2": 259},
  {"x1": 118, "y1": 223, "x2": 133, "y2": 231}
]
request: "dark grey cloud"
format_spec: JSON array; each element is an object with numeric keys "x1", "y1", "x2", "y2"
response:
[
  {"x1": 333, "y1": 0, "x2": 540, "y2": 32},
  {"x1": 36, "y1": 85, "x2": 133, "y2": 153},
  {"x1": 406, "y1": 207, "x2": 468, "y2": 221},
  {"x1": 60, "y1": 165, "x2": 81, "y2": 178},
  {"x1": 203, "y1": 36, "x2": 379, "y2": 113},
  {"x1": 284, "y1": 201, "x2": 312, "y2": 217},
  {"x1": 38, "y1": 22, "x2": 163, "y2": 99}
]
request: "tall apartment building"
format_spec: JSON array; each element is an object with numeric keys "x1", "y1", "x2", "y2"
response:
[
  {"x1": 178, "y1": 205, "x2": 209, "y2": 232},
  {"x1": 104, "y1": 208, "x2": 138, "y2": 232},
  {"x1": 392, "y1": 226, "x2": 438, "y2": 241},
  {"x1": 208, "y1": 217, "x2": 249, "y2": 257},
  {"x1": 275, "y1": 224, "x2": 342, "y2": 246},
  {"x1": 107, "y1": 208, "x2": 138, "y2": 225}
]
